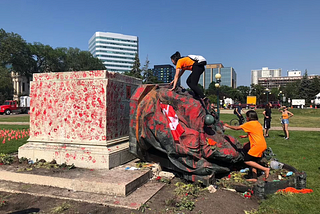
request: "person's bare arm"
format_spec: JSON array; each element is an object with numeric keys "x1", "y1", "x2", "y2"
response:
[
  {"x1": 263, "y1": 110, "x2": 269, "y2": 118},
  {"x1": 288, "y1": 111, "x2": 294, "y2": 118},
  {"x1": 279, "y1": 106, "x2": 286, "y2": 112},
  {"x1": 224, "y1": 123, "x2": 243, "y2": 130},
  {"x1": 170, "y1": 68, "x2": 184, "y2": 91}
]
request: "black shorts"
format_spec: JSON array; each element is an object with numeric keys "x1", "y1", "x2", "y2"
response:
[
  {"x1": 264, "y1": 118, "x2": 271, "y2": 129},
  {"x1": 244, "y1": 153, "x2": 262, "y2": 162}
]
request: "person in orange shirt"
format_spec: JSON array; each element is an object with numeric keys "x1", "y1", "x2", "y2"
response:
[
  {"x1": 224, "y1": 110, "x2": 270, "y2": 182},
  {"x1": 279, "y1": 106, "x2": 294, "y2": 140},
  {"x1": 170, "y1": 51, "x2": 208, "y2": 104}
]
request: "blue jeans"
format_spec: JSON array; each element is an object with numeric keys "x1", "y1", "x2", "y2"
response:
[{"x1": 281, "y1": 119, "x2": 289, "y2": 124}]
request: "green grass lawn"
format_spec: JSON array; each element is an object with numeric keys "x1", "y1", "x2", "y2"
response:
[
  {"x1": 0, "y1": 125, "x2": 30, "y2": 154},
  {"x1": 225, "y1": 129, "x2": 320, "y2": 214},
  {"x1": 220, "y1": 108, "x2": 320, "y2": 128},
  {"x1": 0, "y1": 115, "x2": 30, "y2": 122}
]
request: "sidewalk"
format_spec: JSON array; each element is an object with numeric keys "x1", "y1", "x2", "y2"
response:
[
  {"x1": 0, "y1": 122, "x2": 29, "y2": 125},
  {"x1": 270, "y1": 127, "x2": 320, "y2": 131}
]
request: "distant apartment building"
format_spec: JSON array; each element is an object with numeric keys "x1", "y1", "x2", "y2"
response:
[
  {"x1": 199, "y1": 63, "x2": 237, "y2": 89},
  {"x1": 287, "y1": 69, "x2": 302, "y2": 77},
  {"x1": 152, "y1": 64, "x2": 176, "y2": 84},
  {"x1": 88, "y1": 32, "x2": 138, "y2": 73},
  {"x1": 251, "y1": 67, "x2": 281, "y2": 85},
  {"x1": 258, "y1": 69, "x2": 318, "y2": 89}
]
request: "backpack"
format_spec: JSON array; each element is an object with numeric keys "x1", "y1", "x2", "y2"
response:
[
  {"x1": 188, "y1": 55, "x2": 206, "y2": 63},
  {"x1": 233, "y1": 108, "x2": 237, "y2": 114}
]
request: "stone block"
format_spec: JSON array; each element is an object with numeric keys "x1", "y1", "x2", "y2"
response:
[{"x1": 19, "y1": 70, "x2": 141, "y2": 169}]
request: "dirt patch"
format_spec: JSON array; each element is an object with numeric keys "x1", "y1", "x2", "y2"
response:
[
  {"x1": 0, "y1": 178, "x2": 260, "y2": 214},
  {"x1": 0, "y1": 154, "x2": 92, "y2": 179},
  {"x1": 141, "y1": 179, "x2": 260, "y2": 214},
  {"x1": 0, "y1": 154, "x2": 264, "y2": 214}
]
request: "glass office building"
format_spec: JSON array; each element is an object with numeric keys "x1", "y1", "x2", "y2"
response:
[
  {"x1": 88, "y1": 32, "x2": 138, "y2": 73},
  {"x1": 199, "y1": 64, "x2": 237, "y2": 89},
  {"x1": 153, "y1": 64, "x2": 180, "y2": 85}
]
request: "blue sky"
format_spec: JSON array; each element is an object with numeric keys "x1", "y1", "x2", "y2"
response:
[{"x1": 1, "y1": 0, "x2": 320, "y2": 87}]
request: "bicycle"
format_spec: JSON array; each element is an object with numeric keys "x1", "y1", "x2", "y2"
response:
[{"x1": 229, "y1": 115, "x2": 245, "y2": 126}]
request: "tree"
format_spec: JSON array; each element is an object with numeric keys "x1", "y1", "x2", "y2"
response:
[
  {"x1": 141, "y1": 56, "x2": 160, "y2": 84},
  {"x1": 0, "y1": 66, "x2": 14, "y2": 103},
  {"x1": 205, "y1": 82, "x2": 218, "y2": 96},
  {"x1": 0, "y1": 29, "x2": 34, "y2": 79},
  {"x1": 1, "y1": 29, "x2": 105, "y2": 75},
  {"x1": 126, "y1": 53, "x2": 142, "y2": 79},
  {"x1": 298, "y1": 70, "x2": 312, "y2": 103},
  {"x1": 237, "y1": 86, "x2": 250, "y2": 97},
  {"x1": 62, "y1": 47, "x2": 105, "y2": 71},
  {"x1": 205, "y1": 84, "x2": 234, "y2": 102},
  {"x1": 310, "y1": 76, "x2": 320, "y2": 98},
  {"x1": 284, "y1": 81, "x2": 299, "y2": 101},
  {"x1": 28, "y1": 42, "x2": 56, "y2": 73},
  {"x1": 250, "y1": 84, "x2": 265, "y2": 104}
]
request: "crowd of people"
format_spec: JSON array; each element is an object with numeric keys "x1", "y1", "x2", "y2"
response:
[
  {"x1": 225, "y1": 102, "x2": 294, "y2": 181},
  {"x1": 231, "y1": 102, "x2": 294, "y2": 139}
]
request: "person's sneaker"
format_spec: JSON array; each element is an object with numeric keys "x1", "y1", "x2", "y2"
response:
[{"x1": 285, "y1": 137, "x2": 289, "y2": 140}]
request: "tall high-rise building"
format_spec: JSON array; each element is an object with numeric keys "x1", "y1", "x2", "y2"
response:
[
  {"x1": 88, "y1": 32, "x2": 138, "y2": 73},
  {"x1": 199, "y1": 63, "x2": 237, "y2": 89},
  {"x1": 152, "y1": 64, "x2": 177, "y2": 84},
  {"x1": 251, "y1": 67, "x2": 281, "y2": 85}
]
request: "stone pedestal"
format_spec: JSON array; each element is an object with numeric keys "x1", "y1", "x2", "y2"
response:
[{"x1": 19, "y1": 70, "x2": 141, "y2": 169}]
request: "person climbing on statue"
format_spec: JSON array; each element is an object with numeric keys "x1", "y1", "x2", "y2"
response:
[
  {"x1": 224, "y1": 110, "x2": 270, "y2": 182},
  {"x1": 169, "y1": 51, "x2": 208, "y2": 105}
]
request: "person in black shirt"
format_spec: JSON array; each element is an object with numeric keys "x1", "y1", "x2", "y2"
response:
[
  {"x1": 234, "y1": 102, "x2": 245, "y2": 125},
  {"x1": 263, "y1": 102, "x2": 272, "y2": 137}
]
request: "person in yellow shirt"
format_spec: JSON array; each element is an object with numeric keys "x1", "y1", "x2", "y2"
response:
[
  {"x1": 170, "y1": 51, "x2": 208, "y2": 104},
  {"x1": 224, "y1": 110, "x2": 270, "y2": 182},
  {"x1": 279, "y1": 106, "x2": 294, "y2": 140}
]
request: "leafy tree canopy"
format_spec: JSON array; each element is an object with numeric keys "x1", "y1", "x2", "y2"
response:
[
  {"x1": 126, "y1": 53, "x2": 142, "y2": 79},
  {"x1": 142, "y1": 56, "x2": 161, "y2": 84},
  {"x1": 0, "y1": 66, "x2": 14, "y2": 104},
  {"x1": 0, "y1": 28, "x2": 105, "y2": 79}
]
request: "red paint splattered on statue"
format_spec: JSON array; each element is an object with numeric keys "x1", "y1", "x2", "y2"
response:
[{"x1": 28, "y1": 70, "x2": 140, "y2": 163}]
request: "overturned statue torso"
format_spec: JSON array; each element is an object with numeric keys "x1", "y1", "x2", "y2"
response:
[{"x1": 129, "y1": 84, "x2": 245, "y2": 184}]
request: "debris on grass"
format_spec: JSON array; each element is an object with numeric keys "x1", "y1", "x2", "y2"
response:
[
  {"x1": 0, "y1": 153, "x2": 14, "y2": 165},
  {"x1": 0, "y1": 155, "x2": 77, "y2": 172},
  {"x1": 51, "y1": 202, "x2": 71, "y2": 213}
]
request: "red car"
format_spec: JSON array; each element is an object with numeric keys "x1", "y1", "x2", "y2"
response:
[
  {"x1": 230, "y1": 103, "x2": 250, "y2": 109},
  {"x1": 256, "y1": 101, "x2": 281, "y2": 109},
  {"x1": 270, "y1": 101, "x2": 281, "y2": 108}
]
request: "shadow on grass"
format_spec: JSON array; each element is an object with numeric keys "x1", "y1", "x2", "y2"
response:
[{"x1": 8, "y1": 208, "x2": 40, "y2": 214}]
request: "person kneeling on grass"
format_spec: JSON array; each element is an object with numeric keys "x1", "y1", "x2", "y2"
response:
[{"x1": 224, "y1": 110, "x2": 270, "y2": 182}]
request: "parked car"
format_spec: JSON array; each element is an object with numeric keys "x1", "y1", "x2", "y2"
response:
[
  {"x1": 230, "y1": 103, "x2": 250, "y2": 109},
  {"x1": 270, "y1": 101, "x2": 281, "y2": 108},
  {"x1": 256, "y1": 103, "x2": 267, "y2": 109},
  {"x1": 256, "y1": 101, "x2": 281, "y2": 109}
]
